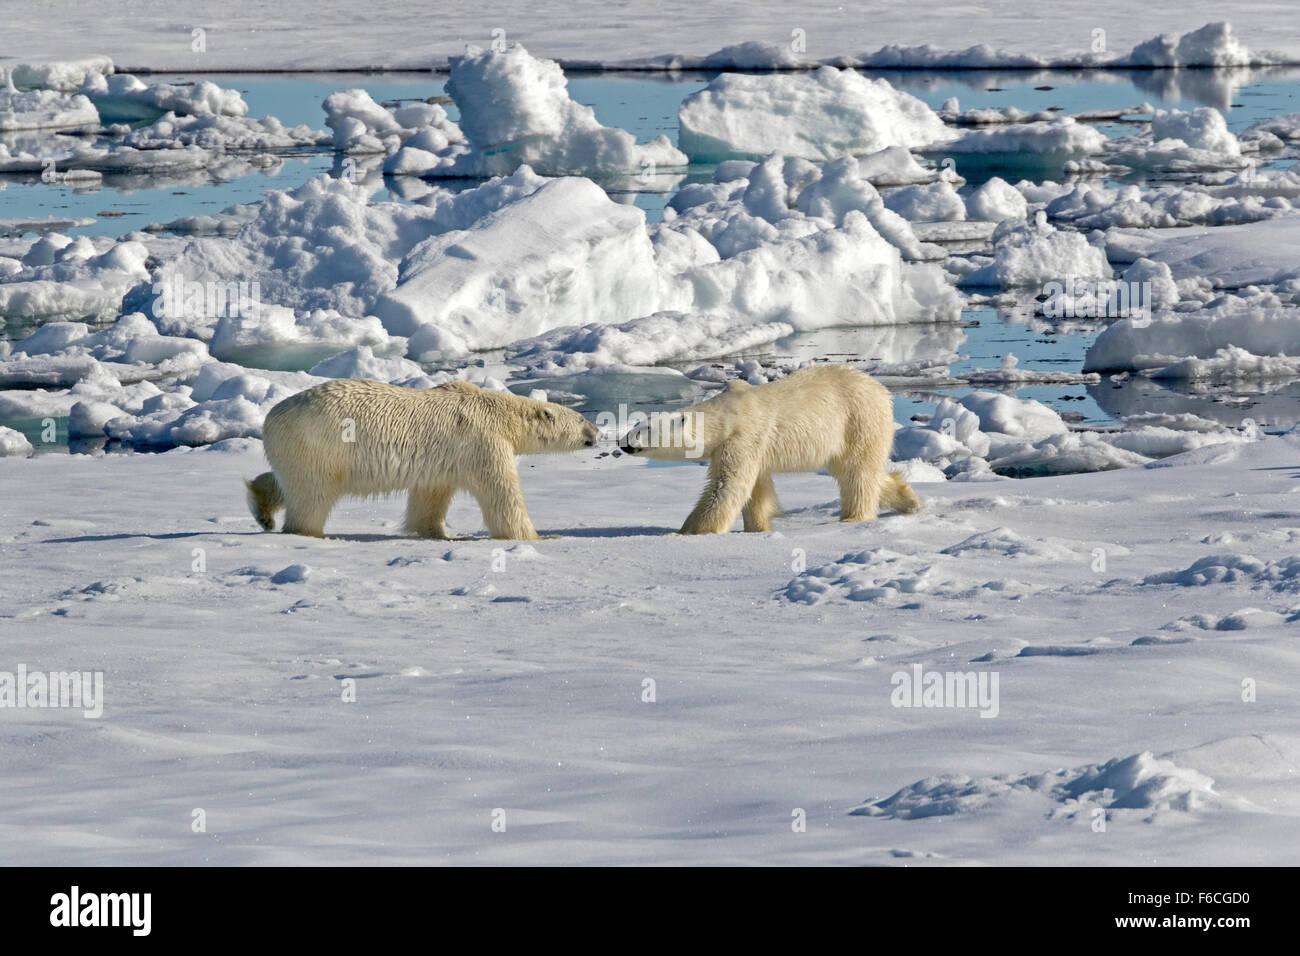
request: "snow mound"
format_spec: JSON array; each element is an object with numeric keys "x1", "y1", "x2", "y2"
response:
[
  {"x1": 391, "y1": 45, "x2": 686, "y2": 177},
  {"x1": 0, "y1": 234, "x2": 150, "y2": 320},
  {"x1": 1144, "y1": 553, "x2": 1300, "y2": 592},
  {"x1": 0, "y1": 88, "x2": 98, "y2": 131},
  {"x1": 958, "y1": 391, "x2": 1068, "y2": 439},
  {"x1": 2, "y1": 313, "x2": 210, "y2": 386},
  {"x1": 323, "y1": 88, "x2": 461, "y2": 155},
  {"x1": 853, "y1": 751, "x2": 1239, "y2": 820},
  {"x1": 126, "y1": 169, "x2": 550, "y2": 338},
  {"x1": 941, "y1": 118, "x2": 1107, "y2": 158},
  {"x1": 1150, "y1": 346, "x2": 1300, "y2": 382},
  {"x1": 374, "y1": 176, "x2": 660, "y2": 356},
  {"x1": 960, "y1": 219, "x2": 1110, "y2": 289},
  {"x1": 940, "y1": 527, "x2": 1084, "y2": 561},
  {"x1": 122, "y1": 112, "x2": 328, "y2": 150},
  {"x1": 678, "y1": 67, "x2": 953, "y2": 162},
  {"x1": 80, "y1": 73, "x2": 247, "y2": 121},
  {"x1": 779, "y1": 548, "x2": 961, "y2": 605},
  {"x1": 987, "y1": 432, "x2": 1154, "y2": 477},
  {"x1": 1085, "y1": 309, "x2": 1300, "y2": 373},
  {"x1": 966, "y1": 177, "x2": 1028, "y2": 223},
  {"x1": 0, "y1": 426, "x2": 34, "y2": 458},
  {"x1": 1128, "y1": 22, "x2": 1256, "y2": 68},
  {"x1": 7, "y1": 56, "x2": 114, "y2": 92}
]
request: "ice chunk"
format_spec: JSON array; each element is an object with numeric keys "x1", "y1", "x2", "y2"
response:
[
  {"x1": 399, "y1": 45, "x2": 686, "y2": 177},
  {"x1": 0, "y1": 88, "x2": 98, "y2": 131},
  {"x1": 960, "y1": 219, "x2": 1110, "y2": 288},
  {"x1": 965, "y1": 177, "x2": 1028, "y2": 222},
  {"x1": 0, "y1": 426, "x2": 34, "y2": 457},
  {"x1": 678, "y1": 67, "x2": 953, "y2": 162},
  {"x1": 375, "y1": 177, "x2": 659, "y2": 356},
  {"x1": 1085, "y1": 309, "x2": 1300, "y2": 373}
]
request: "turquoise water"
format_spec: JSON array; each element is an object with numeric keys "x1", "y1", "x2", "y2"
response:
[
  {"x1": 4, "y1": 66, "x2": 1300, "y2": 450},
  {"x1": 7, "y1": 66, "x2": 1299, "y2": 237}
]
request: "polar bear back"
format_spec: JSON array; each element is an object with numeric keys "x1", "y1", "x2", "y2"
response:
[
  {"x1": 700, "y1": 365, "x2": 894, "y2": 474},
  {"x1": 263, "y1": 379, "x2": 522, "y2": 496}
]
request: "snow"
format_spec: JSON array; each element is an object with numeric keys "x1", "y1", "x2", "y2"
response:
[
  {"x1": 0, "y1": 236, "x2": 151, "y2": 321},
  {"x1": 80, "y1": 72, "x2": 247, "y2": 122},
  {"x1": 5, "y1": 56, "x2": 113, "y2": 92},
  {"x1": 0, "y1": 88, "x2": 98, "y2": 132},
  {"x1": 1084, "y1": 309, "x2": 1300, "y2": 372},
  {"x1": 1127, "y1": 21, "x2": 1258, "y2": 68},
  {"x1": 386, "y1": 46, "x2": 687, "y2": 178},
  {"x1": 965, "y1": 177, "x2": 1029, "y2": 223},
  {"x1": 0, "y1": 425, "x2": 33, "y2": 457},
  {"x1": 506, "y1": 311, "x2": 796, "y2": 372},
  {"x1": 1109, "y1": 217, "x2": 1300, "y2": 288},
  {"x1": 6, "y1": 10, "x2": 1293, "y2": 71},
  {"x1": 5, "y1": 6, "x2": 1300, "y2": 865},
  {"x1": 323, "y1": 89, "x2": 461, "y2": 155},
  {"x1": 853, "y1": 750, "x2": 1235, "y2": 819},
  {"x1": 677, "y1": 68, "x2": 953, "y2": 162},
  {"x1": 881, "y1": 182, "x2": 966, "y2": 223},
  {"x1": 3, "y1": 427, "x2": 1300, "y2": 862},
  {"x1": 959, "y1": 219, "x2": 1111, "y2": 288},
  {"x1": 121, "y1": 112, "x2": 328, "y2": 151},
  {"x1": 1150, "y1": 346, "x2": 1300, "y2": 382},
  {"x1": 209, "y1": 307, "x2": 405, "y2": 370},
  {"x1": 374, "y1": 177, "x2": 660, "y2": 356}
]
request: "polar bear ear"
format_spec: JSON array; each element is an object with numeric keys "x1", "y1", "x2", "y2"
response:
[
  {"x1": 726, "y1": 379, "x2": 752, "y2": 391},
  {"x1": 535, "y1": 406, "x2": 558, "y2": 423}
]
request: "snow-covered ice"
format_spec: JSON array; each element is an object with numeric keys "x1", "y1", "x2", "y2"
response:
[{"x1": 5, "y1": 7, "x2": 1300, "y2": 868}]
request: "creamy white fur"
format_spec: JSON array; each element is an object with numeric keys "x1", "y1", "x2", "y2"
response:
[
  {"x1": 621, "y1": 365, "x2": 920, "y2": 534},
  {"x1": 247, "y1": 379, "x2": 599, "y2": 539}
]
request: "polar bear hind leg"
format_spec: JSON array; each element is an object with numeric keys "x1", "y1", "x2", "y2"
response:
[
  {"x1": 741, "y1": 473, "x2": 781, "y2": 532},
  {"x1": 881, "y1": 470, "x2": 922, "y2": 515},
  {"x1": 831, "y1": 454, "x2": 886, "y2": 523}
]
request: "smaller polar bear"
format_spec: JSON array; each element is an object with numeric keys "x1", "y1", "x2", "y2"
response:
[
  {"x1": 619, "y1": 364, "x2": 920, "y2": 534},
  {"x1": 247, "y1": 379, "x2": 599, "y2": 540}
]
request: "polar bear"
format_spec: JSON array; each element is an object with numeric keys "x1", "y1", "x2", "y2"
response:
[
  {"x1": 246, "y1": 379, "x2": 599, "y2": 540},
  {"x1": 619, "y1": 364, "x2": 920, "y2": 534}
]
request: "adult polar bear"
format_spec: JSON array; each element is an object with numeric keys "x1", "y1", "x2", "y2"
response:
[
  {"x1": 620, "y1": 365, "x2": 920, "y2": 534},
  {"x1": 247, "y1": 379, "x2": 599, "y2": 539}
]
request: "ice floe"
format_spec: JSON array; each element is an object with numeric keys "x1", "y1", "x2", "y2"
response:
[{"x1": 677, "y1": 67, "x2": 953, "y2": 162}]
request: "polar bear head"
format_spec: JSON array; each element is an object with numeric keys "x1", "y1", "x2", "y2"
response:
[
  {"x1": 517, "y1": 396, "x2": 600, "y2": 454},
  {"x1": 619, "y1": 410, "x2": 709, "y2": 461}
]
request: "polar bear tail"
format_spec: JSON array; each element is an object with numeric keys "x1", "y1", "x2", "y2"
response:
[
  {"x1": 246, "y1": 471, "x2": 285, "y2": 531},
  {"x1": 883, "y1": 470, "x2": 922, "y2": 515}
]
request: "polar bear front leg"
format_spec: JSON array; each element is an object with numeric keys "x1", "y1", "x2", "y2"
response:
[
  {"x1": 680, "y1": 450, "x2": 759, "y2": 535},
  {"x1": 741, "y1": 473, "x2": 781, "y2": 532},
  {"x1": 404, "y1": 485, "x2": 455, "y2": 539},
  {"x1": 469, "y1": 452, "x2": 540, "y2": 540}
]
